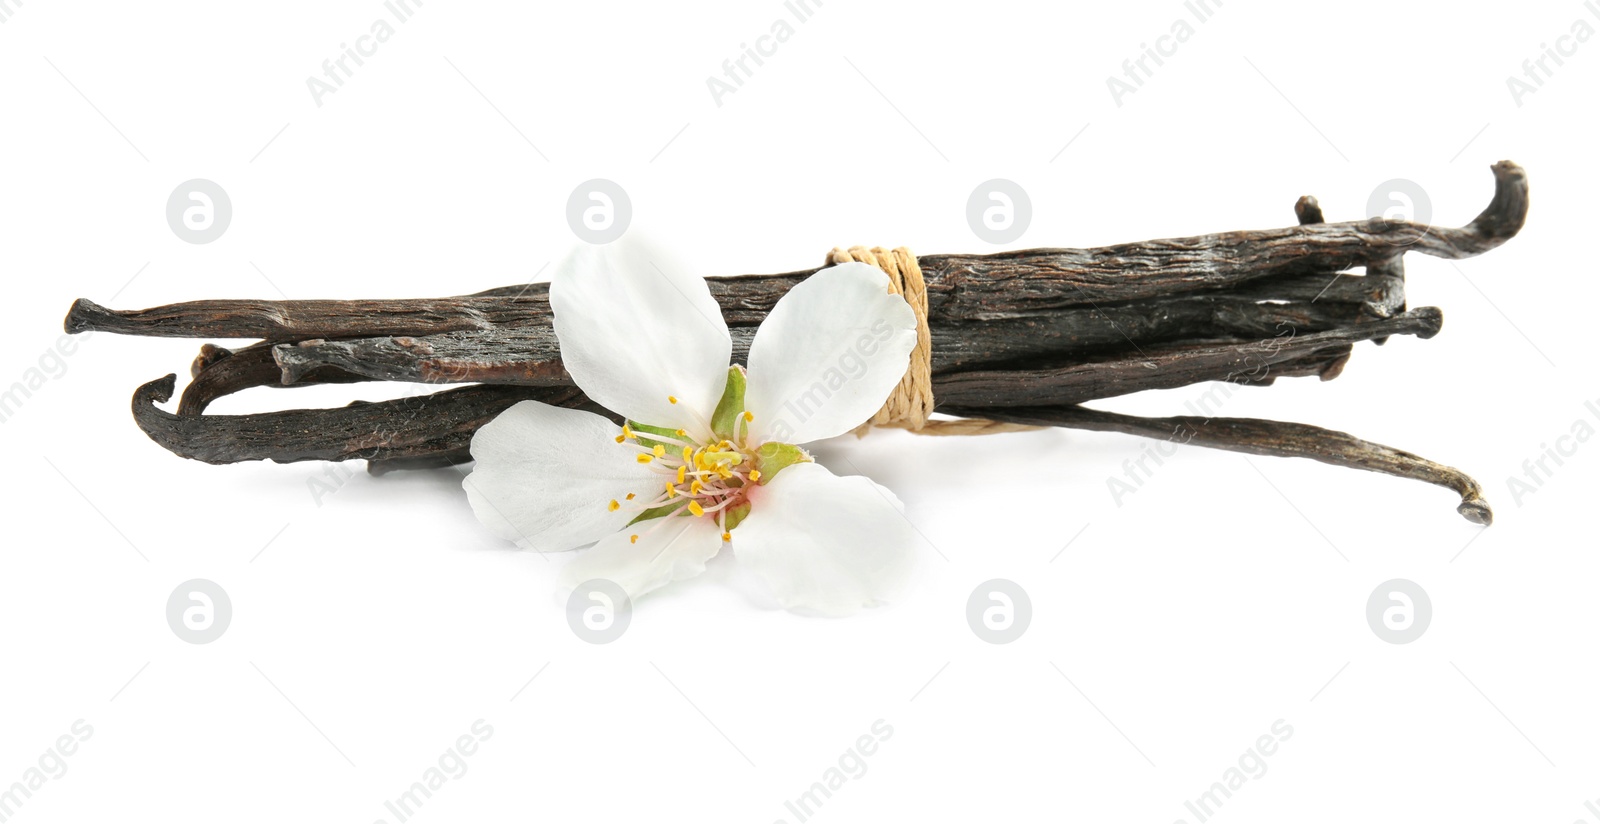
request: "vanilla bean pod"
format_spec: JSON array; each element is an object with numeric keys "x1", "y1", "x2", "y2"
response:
[
  {"x1": 267, "y1": 271, "x2": 1398, "y2": 386},
  {"x1": 130, "y1": 347, "x2": 1353, "y2": 470},
  {"x1": 933, "y1": 308, "x2": 1439, "y2": 408},
  {"x1": 941, "y1": 404, "x2": 1491, "y2": 524},
  {"x1": 63, "y1": 162, "x2": 1522, "y2": 342},
  {"x1": 133, "y1": 374, "x2": 607, "y2": 464},
  {"x1": 177, "y1": 343, "x2": 367, "y2": 415}
]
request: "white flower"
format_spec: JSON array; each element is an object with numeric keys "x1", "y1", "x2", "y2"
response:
[{"x1": 462, "y1": 242, "x2": 923, "y2": 616}]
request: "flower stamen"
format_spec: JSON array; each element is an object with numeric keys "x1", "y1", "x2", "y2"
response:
[{"x1": 614, "y1": 398, "x2": 777, "y2": 539}]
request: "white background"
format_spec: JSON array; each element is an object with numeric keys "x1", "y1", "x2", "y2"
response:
[{"x1": 2, "y1": 1, "x2": 1597, "y2": 821}]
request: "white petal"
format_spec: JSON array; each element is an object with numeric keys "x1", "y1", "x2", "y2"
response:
[
  {"x1": 549, "y1": 238, "x2": 731, "y2": 435},
  {"x1": 743, "y1": 262, "x2": 918, "y2": 445},
  {"x1": 732, "y1": 462, "x2": 915, "y2": 616},
  {"x1": 462, "y1": 401, "x2": 656, "y2": 552},
  {"x1": 560, "y1": 513, "x2": 725, "y2": 602}
]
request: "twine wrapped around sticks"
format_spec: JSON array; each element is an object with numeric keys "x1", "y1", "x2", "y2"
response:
[{"x1": 826, "y1": 245, "x2": 1042, "y2": 437}]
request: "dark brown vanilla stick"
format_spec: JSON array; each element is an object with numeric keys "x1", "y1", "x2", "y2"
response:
[
  {"x1": 64, "y1": 162, "x2": 1523, "y2": 340},
  {"x1": 134, "y1": 375, "x2": 607, "y2": 464},
  {"x1": 272, "y1": 273, "x2": 1396, "y2": 386},
  {"x1": 135, "y1": 347, "x2": 1351, "y2": 474},
  {"x1": 61, "y1": 262, "x2": 1392, "y2": 347},
  {"x1": 177, "y1": 343, "x2": 368, "y2": 415},
  {"x1": 65, "y1": 294, "x2": 554, "y2": 342},
  {"x1": 939, "y1": 404, "x2": 1491, "y2": 525},
  {"x1": 933, "y1": 308, "x2": 1440, "y2": 408},
  {"x1": 273, "y1": 302, "x2": 1420, "y2": 417}
]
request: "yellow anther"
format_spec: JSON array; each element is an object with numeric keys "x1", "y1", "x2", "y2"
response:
[
  {"x1": 607, "y1": 499, "x2": 620, "y2": 512},
  {"x1": 625, "y1": 493, "x2": 636, "y2": 500},
  {"x1": 743, "y1": 410, "x2": 753, "y2": 422},
  {"x1": 749, "y1": 469, "x2": 761, "y2": 482},
  {"x1": 636, "y1": 454, "x2": 653, "y2": 464},
  {"x1": 682, "y1": 446, "x2": 694, "y2": 462},
  {"x1": 621, "y1": 424, "x2": 634, "y2": 440},
  {"x1": 718, "y1": 466, "x2": 733, "y2": 479},
  {"x1": 688, "y1": 501, "x2": 705, "y2": 517},
  {"x1": 614, "y1": 435, "x2": 625, "y2": 443},
  {"x1": 721, "y1": 531, "x2": 732, "y2": 542},
  {"x1": 668, "y1": 395, "x2": 678, "y2": 404},
  {"x1": 690, "y1": 480, "x2": 703, "y2": 495},
  {"x1": 653, "y1": 444, "x2": 666, "y2": 458},
  {"x1": 630, "y1": 534, "x2": 639, "y2": 544},
  {"x1": 675, "y1": 429, "x2": 687, "y2": 437},
  {"x1": 676, "y1": 466, "x2": 686, "y2": 484},
  {"x1": 665, "y1": 482, "x2": 677, "y2": 498}
]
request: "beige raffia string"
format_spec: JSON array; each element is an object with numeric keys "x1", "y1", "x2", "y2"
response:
[{"x1": 825, "y1": 246, "x2": 1042, "y2": 437}]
